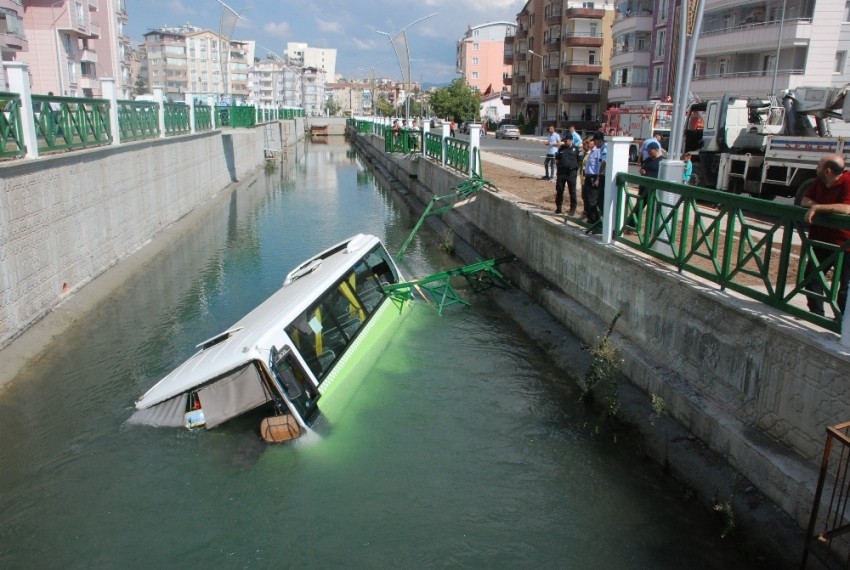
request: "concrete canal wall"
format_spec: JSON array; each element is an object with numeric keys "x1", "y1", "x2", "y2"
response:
[
  {"x1": 353, "y1": 132, "x2": 850, "y2": 529},
  {"x1": 0, "y1": 120, "x2": 305, "y2": 351}
]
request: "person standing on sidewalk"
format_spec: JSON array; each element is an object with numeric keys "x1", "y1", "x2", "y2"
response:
[
  {"x1": 582, "y1": 132, "x2": 605, "y2": 226},
  {"x1": 801, "y1": 153, "x2": 850, "y2": 320},
  {"x1": 554, "y1": 137, "x2": 580, "y2": 215},
  {"x1": 542, "y1": 125, "x2": 561, "y2": 180}
]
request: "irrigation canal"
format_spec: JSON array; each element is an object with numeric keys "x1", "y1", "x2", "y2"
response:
[{"x1": 0, "y1": 140, "x2": 781, "y2": 568}]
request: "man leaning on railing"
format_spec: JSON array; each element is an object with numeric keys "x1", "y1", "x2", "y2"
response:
[{"x1": 800, "y1": 153, "x2": 850, "y2": 320}]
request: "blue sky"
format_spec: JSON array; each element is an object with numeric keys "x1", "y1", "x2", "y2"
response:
[{"x1": 127, "y1": 0, "x2": 525, "y2": 85}]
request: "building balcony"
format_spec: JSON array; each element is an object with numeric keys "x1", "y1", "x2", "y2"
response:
[
  {"x1": 544, "y1": 66, "x2": 560, "y2": 79},
  {"x1": 560, "y1": 88, "x2": 601, "y2": 102},
  {"x1": 563, "y1": 33, "x2": 603, "y2": 48},
  {"x1": 514, "y1": 51, "x2": 526, "y2": 62},
  {"x1": 610, "y1": 48, "x2": 650, "y2": 68},
  {"x1": 565, "y1": 7, "x2": 604, "y2": 19},
  {"x1": 80, "y1": 48, "x2": 97, "y2": 63},
  {"x1": 690, "y1": 69, "x2": 805, "y2": 99},
  {"x1": 516, "y1": 25, "x2": 528, "y2": 39},
  {"x1": 544, "y1": 37, "x2": 561, "y2": 53},
  {"x1": 0, "y1": 32, "x2": 27, "y2": 52},
  {"x1": 543, "y1": 91, "x2": 558, "y2": 103},
  {"x1": 503, "y1": 74, "x2": 512, "y2": 86},
  {"x1": 512, "y1": 93, "x2": 524, "y2": 103},
  {"x1": 697, "y1": 18, "x2": 812, "y2": 57},
  {"x1": 504, "y1": 52, "x2": 514, "y2": 65},
  {"x1": 504, "y1": 33, "x2": 515, "y2": 44},
  {"x1": 612, "y1": 13, "x2": 653, "y2": 35},
  {"x1": 546, "y1": 11, "x2": 562, "y2": 26},
  {"x1": 514, "y1": 73, "x2": 527, "y2": 84},
  {"x1": 79, "y1": 75, "x2": 99, "y2": 89},
  {"x1": 561, "y1": 61, "x2": 602, "y2": 74}
]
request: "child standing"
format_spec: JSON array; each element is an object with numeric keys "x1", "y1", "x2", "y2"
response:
[{"x1": 682, "y1": 152, "x2": 693, "y2": 185}]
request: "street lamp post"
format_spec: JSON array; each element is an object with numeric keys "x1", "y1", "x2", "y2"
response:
[
  {"x1": 528, "y1": 50, "x2": 544, "y2": 136},
  {"x1": 376, "y1": 12, "x2": 437, "y2": 121}
]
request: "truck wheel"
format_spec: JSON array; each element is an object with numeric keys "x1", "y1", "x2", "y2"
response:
[{"x1": 795, "y1": 178, "x2": 815, "y2": 206}]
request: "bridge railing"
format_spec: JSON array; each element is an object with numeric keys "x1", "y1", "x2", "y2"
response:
[
  {"x1": 0, "y1": 92, "x2": 24, "y2": 158},
  {"x1": 613, "y1": 172, "x2": 850, "y2": 335},
  {"x1": 0, "y1": 60, "x2": 305, "y2": 161},
  {"x1": 352, "y1": 117, "x2": 483, "y2": 177},
  {"x1": 31, "y1": 94, "x2": 112, "y2": 152}
]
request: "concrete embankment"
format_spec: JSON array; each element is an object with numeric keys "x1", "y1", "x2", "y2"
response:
[
  {"x1": 353, "y1": 131, "x2": 850, "y2": 554},
  {"x1": 0, "y1": 119, "x2": 305, "y2": 356}
]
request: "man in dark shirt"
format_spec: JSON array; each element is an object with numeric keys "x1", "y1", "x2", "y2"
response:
[
  {"x1": 555, "y1": 137, "x2": 580, "y2": 215},
  {"x1": 801, "y1": 153, "x2": 850, "y2": 318}
]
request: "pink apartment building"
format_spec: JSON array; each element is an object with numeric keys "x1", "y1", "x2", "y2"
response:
[
  {"x1": 0, "y1": 0, "x2": 27, "y2": 86},
  {"x1": 456, "y1": 21, "x2": 515, "y2": 100},
  {"x1": 17, "y1": 0, "x2": 131, "y2": 98}
]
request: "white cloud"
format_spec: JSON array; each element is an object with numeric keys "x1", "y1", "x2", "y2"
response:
[
  {"x1": 316, "y1": 18, "x2": 343, "y2": 33},
  {"x1": 263, "y1": 21, "x2": 290, "y2": 37},
  {"x1": 352, "y1": 37, "x2": 378, "y2": 50}
]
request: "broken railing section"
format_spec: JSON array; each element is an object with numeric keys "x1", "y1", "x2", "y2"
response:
[
  {"x1": 383, "y1": 257, "x2": 514, "y2": 316},
  {"x1": 396, "y1": 172, "x2": 497, "y2": 261}
]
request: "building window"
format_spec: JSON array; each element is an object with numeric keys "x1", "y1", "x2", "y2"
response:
[
  {"x1": 472, "y1": 71, "x2": 479, "y2": 79},
  {"x1": 653, "y1": 67, "x2": 662, "y2": 93},
  {"x1": 656, "y1": 30, "x2": 666, "y2": 59},
  {"x1": 845, "y1": 1, "x2": 850, "y2": 22},
  {"x1": 718, "y1": 58, "x2": 728, "y2": 77},
  {"x1": 836, "y1": 51, "x2": 847, "y2": 74},
  {"x1": 473, "y1": 42, "x2": 479, "y2": 50},
  {"x1": 472, "y1": 57, "x2": 479, "y2": 65}
]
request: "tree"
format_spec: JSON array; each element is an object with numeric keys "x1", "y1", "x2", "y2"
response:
[
  {"x1": 325, "y1": 98, "x2": 341, "y2": 117},
  {"x1": 428, "y1": 78, "x2": 481, "y2": 122},
  {"x1": 375, "y1": 92, "x2": 394, "y2": 117},
  {"x1": 133, "y1": 74, "x2": 148, "y2": 96}
]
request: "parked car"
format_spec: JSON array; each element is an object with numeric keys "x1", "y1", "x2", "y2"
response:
[
  {"x1": 495, "y1": 124, "x2": 520, "y2": 140},
  {"x1": 459, "y1": 121, "x2": 472, "y2": 134}
]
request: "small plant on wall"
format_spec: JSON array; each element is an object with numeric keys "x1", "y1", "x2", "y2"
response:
[{"x1": 580, "y1": 312, "x2": 622, "y2": 417}]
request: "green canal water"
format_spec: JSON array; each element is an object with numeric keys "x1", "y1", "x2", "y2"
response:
[{"x1": 0, "y1": 141, "x2": 773, "y2": 568}]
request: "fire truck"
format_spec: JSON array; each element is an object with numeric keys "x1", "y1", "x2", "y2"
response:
[{"x1": 605, "y1": 101, "x2": 674, "y2": 163}]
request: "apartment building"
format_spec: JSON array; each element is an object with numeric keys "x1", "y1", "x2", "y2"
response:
[
  {"x1": 0, "y1": 0, "x2": 27, "y2": 88},
  {"x1": 285, "y1": 42, "x2": 337, "y2": 82},
  {"x1": 325, "y1": 81, "x2": 373, "y2": 116},
  {"x1": 609, "y1": 0, "x2": 850, "y2": 106},
  {"x1": 456, "y1": 21, "x2": 516, "y2": 94},
  {"x1": 18, "y1": 0, "x2": 131, "y2": 97},
  {"x1": 505, "y1": 0, "x2": 614, "y2": 132},
  {"x1": 142, "y1": 25, "x2": 254, "y2": 102}
]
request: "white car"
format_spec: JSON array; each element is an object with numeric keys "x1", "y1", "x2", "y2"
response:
[{"x1": 495, "y1": 124, "x2": 520, "y2": 140}]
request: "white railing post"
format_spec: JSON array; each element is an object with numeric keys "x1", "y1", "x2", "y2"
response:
[
  {"x1": 441, "y1": 122, "x2": 451, "y2": 167},
  {"x1": 100, "y1": 77, "x2": 120, "y2": 145},
  {"x1": 154, "y1": 87, "x2": 165, "y2": 138},
  {"x1": 207, "y1": 96, "x2": 217, "y2": 129},
  {"x1": 4, "y1": 62, "x2": 38, "y2": 159},
  {"x1": 602, "y1": 136, "x2": 632, "y2": 244},
  {"x1": 469, "y1": 123, "x2": 481, "y2": 175},
  {"x1": 185, "y1": 92, "x2": 195, "y2": 134}
]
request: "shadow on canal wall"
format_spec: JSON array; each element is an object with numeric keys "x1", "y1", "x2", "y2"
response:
[
  {"x1": 0, "y1": 120, "x2": 306, "y2": 353},
  {"x1": 353, "y1": 132, "x2": 849, "y2": 559}
]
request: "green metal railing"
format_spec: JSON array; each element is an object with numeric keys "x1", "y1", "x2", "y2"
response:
[
  {"x1": 445, "y1": 137, "x2": 470, "y2": 174},
  {"x1": 615, "y1": 172, "x2": 850, "y2": 333},
  {"x1": 0, "y1": 92, "x2": 24, "y2": 158},
  {"x1": 117, "y1": 99, "x2": 160, "y2": 141},
  {"x1": 163, "y1": 103, "x2": 190, "y2": 136},
  {"x1": 32, "y1": 95, "x2": 112, "y2": 152},
  {"x1": 215, "y1": 105, "x2": 256, "y2": 128},
  {"x1": 195, "y1": 104, "x2": 212, "y2": 131},
  {"x1": 425, "y1": 132, "x2": 442, "y2": 160},
  {"x1": 384, "y1": 127, "x2": 421, "y2": 153}
]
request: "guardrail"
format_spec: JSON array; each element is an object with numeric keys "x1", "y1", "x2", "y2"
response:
[
  {"x1": 349, "y1": 116, "x2": 483, "y2": 178},
  {"x1": 0, "y1": 62, "x2": 306, "y2": 161},
  {"x1": 614, "y1": 172, "x2": 849, "y2": 334}
]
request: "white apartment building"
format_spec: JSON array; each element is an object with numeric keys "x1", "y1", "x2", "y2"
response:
[
  {"x1": 609, "y1": 0, "x2": 850, "y2": 105},
  {"x1": 285, "y1": 42, "x2": 337, "y2": 81}
]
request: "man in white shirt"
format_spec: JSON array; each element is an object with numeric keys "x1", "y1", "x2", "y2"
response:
[{"x1": 543, "y1": 125, "x2": 561, "y2": 180}]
